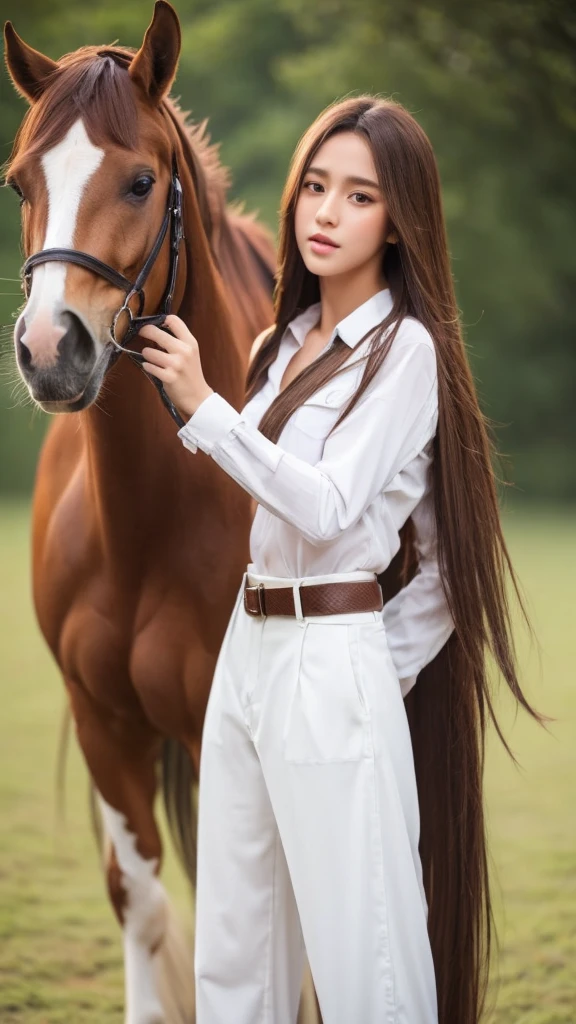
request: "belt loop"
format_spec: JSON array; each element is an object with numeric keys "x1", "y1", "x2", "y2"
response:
[{"x1": 292, "y1": 581, "x2": 304, "y2": 621}]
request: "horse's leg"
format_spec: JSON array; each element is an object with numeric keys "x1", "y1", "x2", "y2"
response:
[{"x1": 67, "y1": 679, "x2": 194, "y2": 1024}]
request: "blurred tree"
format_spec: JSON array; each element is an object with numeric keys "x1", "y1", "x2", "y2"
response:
[{"x1": 0, "y1": 0, "x2": 574, "y2": 499}]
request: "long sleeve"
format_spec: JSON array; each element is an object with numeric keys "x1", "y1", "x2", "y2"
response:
[
  {"x1": 177, "y1": 338, "x2": 438, "y2": 547},
  {"x1": 382, "y1": 485, "x2": 455, "y2": 698}
]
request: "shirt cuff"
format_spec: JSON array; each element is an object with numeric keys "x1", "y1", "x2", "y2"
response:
[{"x1": 177, "y1": 392, "x2": 244, "y2": 455}]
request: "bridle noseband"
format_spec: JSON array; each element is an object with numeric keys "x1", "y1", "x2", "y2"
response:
[{"x1": 21, "y1": 155, "x2": 187, "y2": 428}]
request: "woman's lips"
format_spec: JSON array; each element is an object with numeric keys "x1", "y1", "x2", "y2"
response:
[{"x1": 308, "y1": 236, "x2": 340, "y2": 255}]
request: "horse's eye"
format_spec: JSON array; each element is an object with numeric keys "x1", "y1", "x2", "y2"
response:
[{"x1": 130, "y1": 175, "x2": 155, "y2": 198}]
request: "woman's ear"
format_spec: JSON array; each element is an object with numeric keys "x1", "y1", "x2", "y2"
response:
[
  {"x1": 129, "y1": 0, "x2": 181, "y2": 107},
  {"x1": 4, "y1": 21, "x2": 59, "y2": 104},
  {"x1": 386, "y1": 230, "x2": 399, "y2": 244}
]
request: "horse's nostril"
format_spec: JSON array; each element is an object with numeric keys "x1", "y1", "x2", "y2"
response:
[
  {"x1": 15, "y1": 317, "x2": 32, "y2": 370},
  {"x1": 58, "y1": 312, "x2": 96, "y2": 375}
]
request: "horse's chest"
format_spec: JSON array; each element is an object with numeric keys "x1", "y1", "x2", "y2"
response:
[
  {"x1": 59, "y1": 582, "x2": 208, "y2": 737},
  {"x1": 58, "y1": 592, "x2": 143, "y2": 715},
  {"x1": 36, "y1": 499, "x2": 220, "y2": 737}
]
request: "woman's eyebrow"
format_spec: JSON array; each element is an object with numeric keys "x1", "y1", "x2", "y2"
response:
[{"x1": 306, "y1": 166, "x2": 380, "y2": 190}]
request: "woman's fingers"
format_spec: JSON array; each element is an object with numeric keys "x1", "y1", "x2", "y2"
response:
[
  {"x1": 141, "y1": 361, "x2": 173, "y2": 382},
  {"x1": 135, "y1": 313, "x2": 207, "y2": 419},
  {"x1": 137, "y1": 324, "x2": 186, "y2": 352},
  {"x1": 138, "y1": 314, "x2": 197, "y2": 352},
  {"x1": 163, "y1": 314, "x2": 193, "y2": 341},
  {"x1": 141, "y1": 345, "x2": 173, "y2": 368}
]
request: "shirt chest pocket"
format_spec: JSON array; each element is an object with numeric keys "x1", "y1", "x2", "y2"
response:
[
  {"x1": 290, "y1": 386, "x2": 351, "y2": 439},
  {"x1": 283, "y1": 387, "x2": 350, "y2": 465}
]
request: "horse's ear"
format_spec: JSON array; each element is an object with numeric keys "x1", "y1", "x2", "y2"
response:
[
  {"x1": 129, "y1": 1, "x2": 181, "y2": 106},
  {"x1": 4, "y1": 21, "x2": 59, "y2": 103}
]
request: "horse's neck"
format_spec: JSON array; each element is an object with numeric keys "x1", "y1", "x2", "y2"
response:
[
  {"x1": 176, "y1": 282, "x2": 246, "y2": 409},
  {"x1": 81, "y1": 122, "x2": 249, "y2": 549},
  {"x1": 81, "y1": 329, "x2": 244, "y2": 557},
  {"x1": 82, "y1": 357, "x2": 183, "y2": 498}
]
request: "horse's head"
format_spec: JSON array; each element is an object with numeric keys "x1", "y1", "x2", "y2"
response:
[{"x1": 3, "y1": 2, "x2": 185, "y2": 413}]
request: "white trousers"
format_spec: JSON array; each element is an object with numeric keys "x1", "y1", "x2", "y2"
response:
[{"x1": 194, "y1": 566, "x2": 438, "y2": 1024}]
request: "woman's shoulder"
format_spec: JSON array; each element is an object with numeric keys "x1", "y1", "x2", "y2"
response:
[
  {"x1": 249, "y1": 323, "x2": 276, "y2": 366},
  {"x1": 341, "y1": 314, "x2": 437, "y2": 385},
  {"x1": 393, "y1": 315, "x2": 436, "y2": 358}
]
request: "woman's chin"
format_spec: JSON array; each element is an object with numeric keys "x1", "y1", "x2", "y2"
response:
[{"x1": 301, "y1": 254, "x2": 349, "y2": 277}]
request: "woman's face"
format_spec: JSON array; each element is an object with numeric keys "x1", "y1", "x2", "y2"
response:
[{"x1": 294, "y1": 131, "x2": 394, "y2": 281}]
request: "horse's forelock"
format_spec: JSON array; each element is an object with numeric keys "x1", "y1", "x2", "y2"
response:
[
  {"x1": 8, "y1": 48, "x2": 142, "y2": 171},
  {"x1": 75, "y1": 53, "x2": 140, "y2": 150}
]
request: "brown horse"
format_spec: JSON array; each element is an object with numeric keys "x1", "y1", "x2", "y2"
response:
[{"x1": 4, "y1": 4, "x2": 320, "y2": 1021}]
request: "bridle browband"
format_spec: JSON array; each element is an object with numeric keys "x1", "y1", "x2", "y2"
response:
[{"x1": 21, "y1": 154, "x2": 187, "y2": 428}]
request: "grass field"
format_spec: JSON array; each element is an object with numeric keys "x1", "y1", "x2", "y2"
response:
[{"x1": 0, "y1": 499, "x2": 574, "y2": 1023}]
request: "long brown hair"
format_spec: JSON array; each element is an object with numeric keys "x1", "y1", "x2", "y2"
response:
[{"x1": 246, "y1": 95, "x2": 551, "y2": 1024}]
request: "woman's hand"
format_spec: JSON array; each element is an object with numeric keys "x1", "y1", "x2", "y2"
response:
[{"x1": 138, "y1": 314, "x2": 214, "y2": 421}]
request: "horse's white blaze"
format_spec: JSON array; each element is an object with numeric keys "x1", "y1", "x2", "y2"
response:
[
  {"x1": 18, "y1": 118, "x2": 104, "y2": 355},
  {"x1": 98, "y1": 796, "x2": 168, "y2": 1024}
]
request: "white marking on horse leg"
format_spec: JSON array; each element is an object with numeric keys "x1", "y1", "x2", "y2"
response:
[
  {"x1": 17, "y1": 118, "x2": 105, "y2": 364},
  {"x1": 98, "y1": 796, "x2": 168, "y2": 1024}
]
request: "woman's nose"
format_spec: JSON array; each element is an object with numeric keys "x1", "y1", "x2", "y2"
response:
[{"x1": 316, "y1": 194, "x2": 339, "y2": 225}]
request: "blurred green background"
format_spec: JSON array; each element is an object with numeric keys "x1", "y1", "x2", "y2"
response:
[
  {"x1": 1, "y1": 0, "x2": 575, "y2": 500},
  {"x1": 0, "y1": 2, "x2": 575, "y2": 1022}
]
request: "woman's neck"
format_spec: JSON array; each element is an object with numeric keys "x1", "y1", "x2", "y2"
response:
[{"x1": 316, "y1": 270, "x2": 389, "y2": 339}]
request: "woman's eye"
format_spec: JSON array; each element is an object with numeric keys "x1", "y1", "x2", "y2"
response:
[
  {"x1": 130, "y1": 175, "x2": 155, "y2": 198},
  {"x1": 351, "y1": 192, "x2": 372, "y2": 204},
  {"x1": 303, "y1": 181, "x2": 324, "y2": 193}
]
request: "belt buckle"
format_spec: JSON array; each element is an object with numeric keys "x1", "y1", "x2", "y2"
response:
[{"x1": 244, "y1": 582, "x2": 266, "y2": 617}]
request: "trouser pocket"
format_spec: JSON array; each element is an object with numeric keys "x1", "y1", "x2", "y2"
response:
[{"x1": 282, "y1": 621, "x2": 372, "y2": 764}]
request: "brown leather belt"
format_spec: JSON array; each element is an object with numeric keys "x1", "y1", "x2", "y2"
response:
[{"x1": 243, "y1": 578, "x2": 383, "y2": 618}]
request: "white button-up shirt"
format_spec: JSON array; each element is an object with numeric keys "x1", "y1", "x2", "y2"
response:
[{"x1": 177, "y1": 288, "x2": 455, "y2": 697}]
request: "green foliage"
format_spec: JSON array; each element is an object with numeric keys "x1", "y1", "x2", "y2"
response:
[{"x1": 0, "y1": 1, "x2": 574, "y2": 497}]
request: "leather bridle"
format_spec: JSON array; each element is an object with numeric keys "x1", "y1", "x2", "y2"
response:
[{"x1": 21, "y1": 155, "x2": 187, "y2": 428}]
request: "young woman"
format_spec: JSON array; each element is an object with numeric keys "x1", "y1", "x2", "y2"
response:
[{"x1": 138, "y1": 96, "x2": 545, "y2": 1024}]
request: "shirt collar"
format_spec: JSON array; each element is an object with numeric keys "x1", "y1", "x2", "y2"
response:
[{"x1": 286, "y1": 288, "x2": 393, "y2": 349}]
